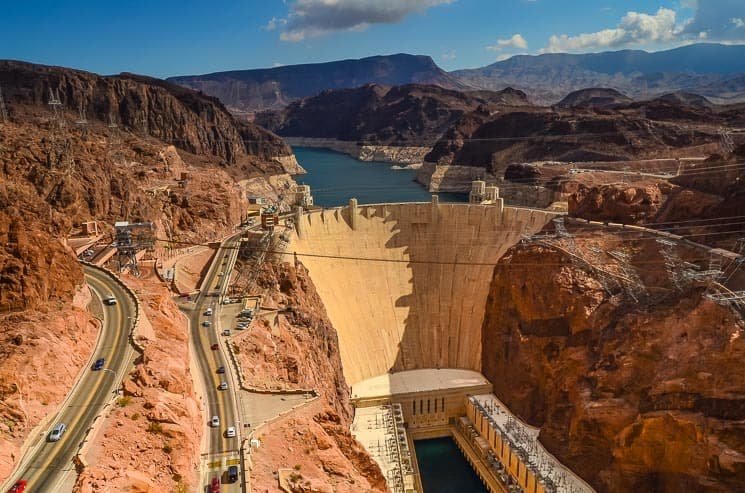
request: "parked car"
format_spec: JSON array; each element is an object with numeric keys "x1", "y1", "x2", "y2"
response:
[
  {"x1": 218, "y1": 381, "x2": 228, "y2": 390},
  {"x1": 227, "y1": 465, "x2": 239, "y2": 483},
  {"x1": 7, "y1": 480, "x2": 27, "y2": 493},
  {"x1": 93, "y1": 358, "x2": 105, "y2": 371},
  {"x1": 48, "y1": 423, "x2": 66, "y2": 442},
  {"x1": 216, "y1": 366, "x2": 225, "y2": 374},
  {"x1": 211, "y1": 415, "x2": 220, "y2": 427}
]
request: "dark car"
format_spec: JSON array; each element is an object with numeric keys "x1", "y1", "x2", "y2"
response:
[
  {"x1": 93, "y1": 358, "x2": 105, "y2": 371},
  {"x1": 216, "y1": 366, "x2": 225, "y2": 374},
  {"x1": 211, "y1": 343, "x2": 219, "y2": 350},
  {"x1": 227, "y1": 465, "x2": 239, "y2": 483},
  {"x1": 8, "y1": 480, "x2": 27, "y2": 493}
]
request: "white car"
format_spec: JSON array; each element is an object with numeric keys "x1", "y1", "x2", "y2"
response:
[
  {"x1": 48, "y1": 423, "x2": 66, "y2": 442},
  {"x1": 218, "y1": 381, "x2": 228, "y2": 390},
  {"x1": 222, "y1": 329, "x2": 230, "y2": 336},
  {"x1": 104, "y1": 295, "x2": 117, "y2": 306},
  {"x1": 211, "y1": 416, "x2": 220, "y2": 427},
  {"x1": 226, "y1": 426, "x2": 236, "y2": 438}
]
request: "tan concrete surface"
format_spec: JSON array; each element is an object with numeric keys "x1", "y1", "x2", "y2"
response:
[
  {"x1": 287, "y1": 201, "x2": 559, "y2": 385},
  {"x1": 352, "y1": 369, "x2": 489, "y2": 400}
]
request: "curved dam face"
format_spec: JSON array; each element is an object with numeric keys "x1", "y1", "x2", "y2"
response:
[{"x1": 288, "y1": 200, "x2": 558, "y2": 385}]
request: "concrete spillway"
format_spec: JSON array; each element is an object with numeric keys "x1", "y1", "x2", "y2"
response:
[{"x1": 288, "y1": 199, "x2": 558, "y2": 385}]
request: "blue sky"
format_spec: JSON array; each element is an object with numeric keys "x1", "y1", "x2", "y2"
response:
[{"x1": 1, "y1": 1, "x2": 743, "y2": 77}]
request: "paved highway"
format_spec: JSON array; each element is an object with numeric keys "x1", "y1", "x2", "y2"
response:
[
  {"x1": 184, "y1": 233, "x2": 243, "y2": 491},
  {"x1": 5, "y1": 265, "x2": 136, "y2": 492}
]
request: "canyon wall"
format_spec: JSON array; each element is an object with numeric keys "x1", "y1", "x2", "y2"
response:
[
  {"x1": 481, "y1": 229, "x2": 745, "y2": 492},
  {"x1": 287, "y1": 201, "x2": 558, "y2": 385}
]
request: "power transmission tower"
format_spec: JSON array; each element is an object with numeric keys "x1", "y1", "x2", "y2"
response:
[
  {"x1": 0, "y1": 85, "x2": 8, "y2": 123},
  {"x1": 107, "y1": 113, "x2": 124, "y2": 165},
  {"x1": 719, "y1": 127, "x2": 735, "y2": 154},
  {"x1": 75, "y1": 101, "x2": 88, "y2": 132},
  {"x1": 48, "y1": 88, "x2": 65, "y2": 129}
]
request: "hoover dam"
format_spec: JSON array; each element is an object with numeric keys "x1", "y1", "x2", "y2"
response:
[
  {"x1": 284, "y1": 196, "x2": 594, "y2": 492},
  {"x1": 289, "y1": 197, "x2": 558, "y2": 385}
]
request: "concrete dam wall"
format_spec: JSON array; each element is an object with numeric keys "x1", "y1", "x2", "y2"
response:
[{"x1": 288, "y1": 200, "x2": 559, "y2": 385}]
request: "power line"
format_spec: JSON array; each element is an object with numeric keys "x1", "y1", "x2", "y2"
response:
[{"x1": 148, "y1": 229, "x2": 745, "y2": 267}]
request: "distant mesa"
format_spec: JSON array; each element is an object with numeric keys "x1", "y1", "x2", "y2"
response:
[
  {"x1": 555, "y1": 88, "x2": 632, "y2": 109},
  {"x1": 167, "y1": 53, "x2": 472, "y2": 115}
]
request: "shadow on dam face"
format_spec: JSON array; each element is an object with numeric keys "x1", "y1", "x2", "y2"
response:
[{"x1": 287, "y1": 200, "x2": 558, "y2": 386}]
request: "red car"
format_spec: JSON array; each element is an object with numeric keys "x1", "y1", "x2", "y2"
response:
[
  {"x1": 210, "y1": 476, "x2": 221, "y2": 492},
  {"x1": 8, "y1": 480, "x2": 27, "y2": 493},
  {"x1": 210, "y1": 343, "x2": 219, "y2": 350}
]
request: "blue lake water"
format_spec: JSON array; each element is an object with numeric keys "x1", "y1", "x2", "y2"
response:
[
  {"x1": 415, "y1": 438, "x2": 489, "y2": 493},
  {"x1": 292, "y1": 146, "x2": 468, "y2": 207}
]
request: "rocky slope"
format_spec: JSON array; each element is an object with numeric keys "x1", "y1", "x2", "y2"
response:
[
  {"x1": 231, "y1": 259, "x2": 386, "y2": 491},
  {"x1": 257, "y1": 84, "x2": 528, "y2": 146},
  {"x1": 168, "y1": 54, "x2": 471, "y2": 115},
  {"x1": 0, "y1": 61, "x2": 294, "y2": 165},
  {"x1": 482, "y1": 225, "x2": 745, "y2": 492},
  {"x1": 568, "y1": 145, "x2": 745, "y2": 248},
  {"x1": 453, "y1": 43, "x2": 745, "y2": 105},
  {"x1": 423, "y1": 106, "x2": 720, "y2": 176}
]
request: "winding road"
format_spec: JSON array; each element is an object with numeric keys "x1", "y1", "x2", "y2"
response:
[
  {"x1": 4, "y1": 264, "x2": 137, "y2": 492},
  {"x1": 183, "y1": 233, "x2": 244, "y2": 491}
]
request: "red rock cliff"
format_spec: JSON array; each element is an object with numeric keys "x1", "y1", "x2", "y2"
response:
[{"x1": 481, "y1": 233, "x2": 745, "y2": 492}]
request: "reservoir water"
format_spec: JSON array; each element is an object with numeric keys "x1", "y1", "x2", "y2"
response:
[
  {"x1": 415, "y1": 438, "x2": 489, "y2": 493},
  {"x1": 292, "y1": 146, "x2": 468, "y2": 207}
]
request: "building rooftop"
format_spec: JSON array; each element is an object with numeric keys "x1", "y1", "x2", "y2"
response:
[{"x1": 352, "y1": 368, "x2": 490, "y2": 400}]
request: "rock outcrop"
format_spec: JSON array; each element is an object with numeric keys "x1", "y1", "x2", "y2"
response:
[
  {"x1": 555, "y1": 88, "x2": 633, "y2": 109},
  {"x1": 0, "y1": 61, "x2": 293, "y2": 165},
  {"x1": 258, "y1": 83, "x2": 527, "y2": 147},
  {"x1": 481, "y1": 229, "x2": 745, "y2": 492},
  {"x1": 233, "y1": 260, "x2": 387, "y2": 491}
]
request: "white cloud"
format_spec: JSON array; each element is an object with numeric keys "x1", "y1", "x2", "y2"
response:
[
  {"x1": 277, "y1": 0, "x2": 453, "y2": 42},
  {"x1": 733, "y1": 17, "x2": 745, "y2": 28},
  {"x1": 543, "y1": 8, "x2": 679, "y2": 53},
  {"x1": 273, "y1": 62, "x2": 285, "y2": 67},
  {"x1": 264, "y1": 16, "x2": 287, "y2": 31},
  {"x1": 441, "y1": 51, "x2": 456, "y2": 60},
  {"x1": 486, "y1": 34, "x2": 528, "y2": 52}
]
